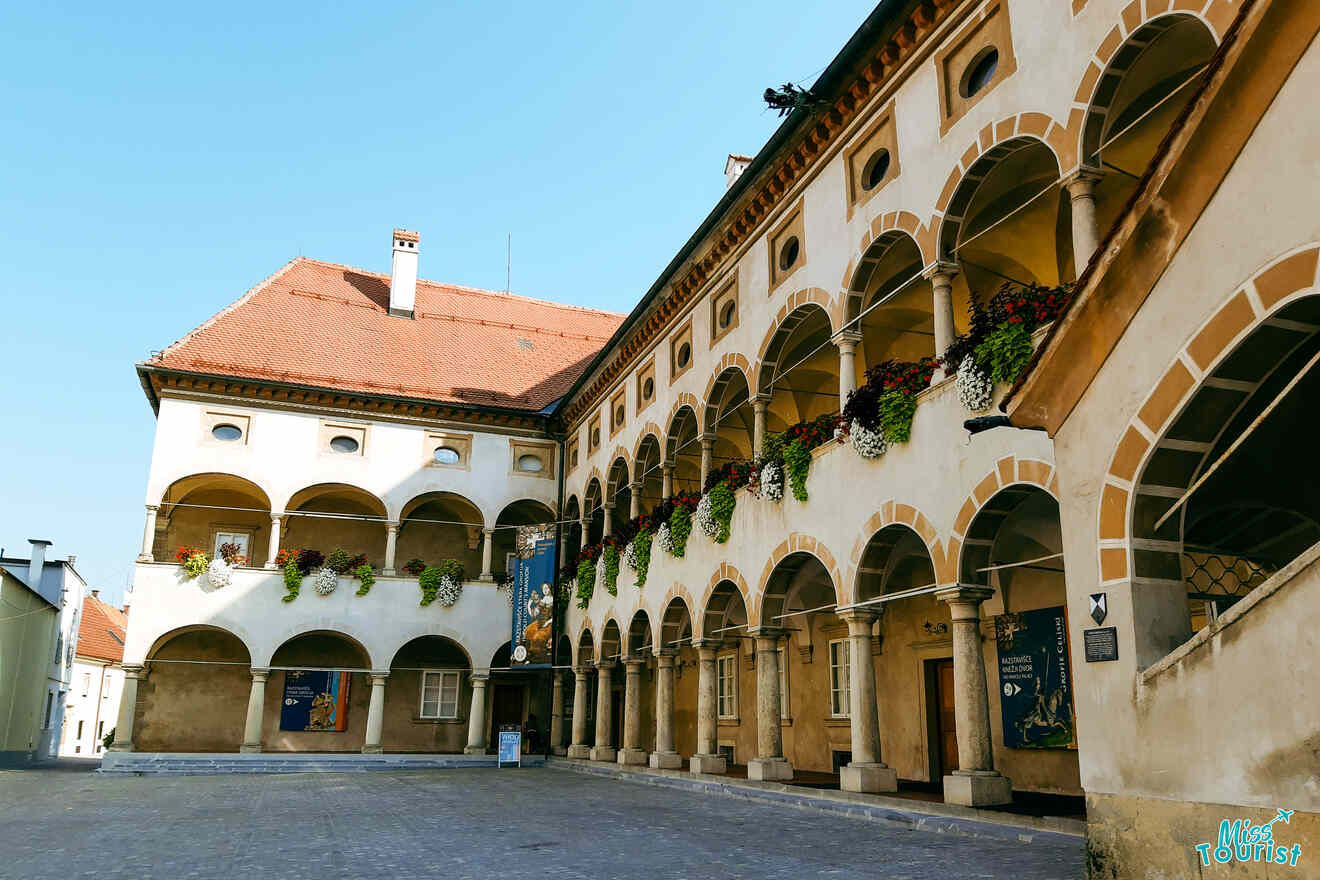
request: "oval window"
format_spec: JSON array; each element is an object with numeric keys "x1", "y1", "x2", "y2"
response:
[
  {"x1": 591, "y1": 428, "x2": 601, "y2": 447},
  {"x1": 517, "y1": 454, "x2": 544, "y2": 473},
  {"x1": 676, "y1": 342, "x2": 691, "y2": 369},
  {"x1": 211, "y1": 423, "x2": 242, "y2": 442},
  {"x1": 961, "y1": 47, "x2": 999, "y2": 99},
  {"x1": 433, "y1": 446, "x2": 460, "y2": 464},
  {"x1": 642, "y1": 377, "x2": 655, "y2": 400},
  {"x1": 862, "y1": 149, "x2": 890, "y2": 190},
  {"x1": 329, "y1": 435, "x2": 359, "y2": 454},
  {"x1": 778, "y1": 236, "x2": 800, "y2": 272},
  {"x1": 718, "y1": 300, "x2": 736, "y2": 329},
  {"x1": 614, "y1": 406, "x2": 626, "y2": 427}
]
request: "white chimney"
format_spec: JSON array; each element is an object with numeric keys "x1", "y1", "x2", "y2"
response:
[
  {"x1": 724, "y1": 154, "x2": 752, "y2": 190},
  {"x1": 27, "y1": 539, "x2": 51, "y2": 590},
  {"x1": 389, "y1": 228, "x2": 420, "y2": 318}
]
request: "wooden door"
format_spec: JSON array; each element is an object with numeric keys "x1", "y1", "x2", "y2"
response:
[
  {"x1": 489, "y1": 684, "x2": 523, "y2": 747},
  {"x1": 935, "y1": 659, "x2": 959, "y2": 775}
]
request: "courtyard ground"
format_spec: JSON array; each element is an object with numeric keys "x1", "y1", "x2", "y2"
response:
[{"x1": 0, "y1": 763, "x2": 1084, "y2": 879}]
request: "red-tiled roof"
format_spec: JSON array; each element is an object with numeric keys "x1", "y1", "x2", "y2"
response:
[
  {"x1": 77, "y1": 594, "x2": 128, "y2": 664},
  {"x1": 150, "y1": 257, "x2": 625, "y2": 412}
]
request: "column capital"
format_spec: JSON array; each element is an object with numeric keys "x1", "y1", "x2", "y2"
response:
[
  {"x1": 370, "y1": 669, "x2": 391, "y2": 679},
  {"x1": 594, "y1": 658, "x2": 615, "y2": 671},
  {"x1": 746, "y1": 626, "x2": 784, "y2": 639},
  {"x1": 661, "y1": 461, "x2": 674, "y2": 474},
  {"x1": 469, "y1": 671, "x2": 490, "y2": 684},
  {"x1": 699, "y1": 433, "x2": 715, "y2": 447},
  {"x1": 832, "y1": 329, "x2": 864, "y2": 347},
  {"x1": 602, "y1": 501, "x2": 615, "y2": 511},
  {"x1": 934, "y1": 585, "x2": 996, "y2": 616},
  {"x1": 921, "y1": 260, "x2": 960, "y2": 282},
  {"x1": 250, "y1": 667, "x2": 271, "y2": 681},
  {"x1": 481, "y1": 526, "x2": 494, "y2": 536},
  {"x1": 654, "y1": 651, "x2": 676, "y2": 666},
  {"x1": 1062, "y1": 165, "x2": 1104, "y2": 192},
  {"x1": 123, "y1": 664, "x2": 147, "y2": 679},
  {"x1": 574, "y1": 665, "x2": 593, "y2": 677},
  {"x1": 145, "y1": 503, "x2": 160, "y2": 512},
  {"x1": 751, "y1": 393, "x2": 771, "y2": 407},
  {"x1": 386, "y1": 520, "x2": 400, "y2": 530},
  {"x1": 623, "y1": 658, "x2": 646, "y2": 671},
  {"x1": 836, "y1": 607, "x2": 881, "y2": 626}
]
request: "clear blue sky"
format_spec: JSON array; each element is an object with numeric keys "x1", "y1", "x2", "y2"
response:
[{"x1": 0, "y1": 1, "x2": 877, "y2": 606}]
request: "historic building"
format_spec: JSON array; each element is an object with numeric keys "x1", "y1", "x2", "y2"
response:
[
  {"x1": 119, "y1": 0, "x2": 1317, "y2": 875},
  {"x1": 59, "y1": 591, "x2": 129, "y2": 757}
]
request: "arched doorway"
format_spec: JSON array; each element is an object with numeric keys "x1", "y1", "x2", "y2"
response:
[
  {"x1": 701, "y1": 580, "x2": 749, "y2": 766},
  {"x1": 385, "y1": 636, "x2": 471, "y2": 753},
  {"x1": 266, "y1": 631, "x2": 371, "y2": 752},
  {"x1": 137, "y1": 625, "x2": 252, "y2": 752},
  {"x1": 659, "y1": 596, "x2": 696, "y2": 758}
]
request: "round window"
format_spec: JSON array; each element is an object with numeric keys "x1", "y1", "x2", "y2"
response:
[
  {"x1": 614, "y1": 405, "x2": 625, "y2": 425},
  {"x1": 676, "y1": 342, "x2": 691, "y2": 369},
  {"x1": 778, "y1": 236, "x2": 800, "y2": 272},
  {"x1": 211, "y1": 423, "x2": 242, "y2": 442},
  {"x1": 718, "y1": 300, "x2": 736, "y2": 329},
  {"x1": 433, "y1": 446, "x2": 460, "y2": 464},
  {"x1": 862, "y1": 149, "x2": 891, "y2": 190},
  {"x1": 591, "y1": 428, "x2": 601, "y2": 447},
  {"x1": 517, "y1": 454, "x2": 544, "y2": 473},
  {"x1": 329, "y1": 435, "x2": 359, "y2": 454},
  {"x1": 961, "y1": 47, "x2": 999, "y2": 99},
  {"x1": 642, "y1": 377, "x2": 655, "y2": 400}
]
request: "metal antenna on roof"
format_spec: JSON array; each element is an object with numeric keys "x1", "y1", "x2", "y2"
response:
[{"x1": 506, "y1": 233, "x2": 511, "y2": 294}]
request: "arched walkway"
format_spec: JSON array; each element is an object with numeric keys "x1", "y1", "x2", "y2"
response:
[
  {"x1": 756, "y1": 303, "x2": 839, "y2": 437},
  {"x1": 383, "y1": 636, "x2": 471, "y2": 753},
  {"x1": 396, "y1": 492, "x2": 485, "y2": 579},
  {"x1": 155, "y1": 473, "x2": 273, "y2": 566},
  {"x1": 136, "y1": 625, "x2": 251, "y2": 753},
  {"x1": 283, "y1": 483, "x2": 388, "y2": 570}
]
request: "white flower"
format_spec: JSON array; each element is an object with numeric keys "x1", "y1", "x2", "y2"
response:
[
  {"x1": 435, "y1": 574, "x2": 462, "y2": 607},
  {"x1": 956, "y1": 356, "x2": 993, "y2": 413},
  {"x1": 850, "y1": 420, "x2": 888, "y2": 459},
  {"x1": 205, "y1": 558, "x2": 232, "y2": 589},
  {"x1": 622, "y1": 540, "x2": 639, "y2": 572},
  {"x1": 656, "y1": 523, "x2": 674, "y2": 555},
  {"x1": 312, "y1": 567, "x2": 338, "y2": 596},
  {"x1": 695, "y1": 494, "x2": 719, "y2": 538},
  {"x1": 596, "y1": 556, "x2": 607, "y2": 584},
  {"x1": 758, "y1": 461, "x2": 784, "y2": 501}
]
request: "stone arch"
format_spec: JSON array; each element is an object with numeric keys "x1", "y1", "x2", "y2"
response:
[
  {"x1": 154, "y1": 472, "x2": 275, "y2": 566},
  {"x1": 664, "y1": 399, "x2": 702, "y2": 495},
  {"x1": 698, "y1": 564, "x2": 751, "y2": 638},
  {"x1": 631, "y1": 425, "x2": 663, "y2": 462},
  {"x1": 260, "y1": 624, "x2": 376, "y2": 669},
  {"x1": 625, "y1": 608, "x2": 653, "y2": 657},
  {"x1": 848, "y1": 501, "x2": 944, "y2": 600},
  {"x1": 605, "y1": 452, "x2": 630, "y2": 495},
  {"x1": 950, "y1": 456, "x2": 1059, "y2": 564},
  {"x1": 145, "y1": 622, "x2": 254, "y2": 666},
  {"x1": 757, "y1": 535, "x2": 845, "y2": 618},
  {"x1": 632, "y1": 433, "x2": 665, "y2": 512},
  {"x1": 655, "y1": 584, "x2": 696, "y2": 650},
  {"x1": 754, "y1": 294, "x2": 838, "y2": 395},
  {"x1": 598, "y1": 616, "x2": 624, "y2": 662},
  {"x1": 155, "y1": 471, "x2": 272, "y2": 510},
  {"x1": 575, "y1": 624, "x2": 596, "y2": 666},
  {"x1": 843, "y1": 227, "x2": 927, "y2": 324},
  {"x1": 281, "y1": 481, "x2": 387, "y2": 521},
  {"x1": 381, "y1": 626, "x2": 475, "y2": 671},
  {"x1": 137, "y1": 623, "x2": 253, "y2": 753},
  {"x1": 664, "y1": 393, "x2": 701, "y2": 444},
  {"x1": 958, "y1": 484, "x2": 1064, "y2": 598}
]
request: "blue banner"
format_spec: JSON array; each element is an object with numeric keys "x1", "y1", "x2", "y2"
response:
[
  {"x1": 498, "y1": 729, "x2": 522, "y2": 765},
  {"x1": 994, "y1": 606, "x2": 1075, "y2": 749},
  {"x1": 511, "y1": 537, "x2": 556, "y2": 667},
  {"x1": 279, "y1": 670, "x2": 350, "y2": 731}
]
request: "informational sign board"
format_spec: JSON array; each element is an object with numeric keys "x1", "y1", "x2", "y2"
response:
[
  {"x1": 994, "y1": 606, "x2": 1075, "y2": 749},
  {"x1": 511, "y1": 534, "x2": 556, "y2": 667},
  {"x1": 1083, "y1": 626, "x2": 1119, "y2": 662},
  {"x1": 498, "y1": 729, "x2": 522, "y2": 767},
  {"x1": 279, "y1": 670, "x2": 350, "y2": 731}
]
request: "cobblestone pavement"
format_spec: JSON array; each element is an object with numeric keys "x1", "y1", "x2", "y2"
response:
[{"x1": 0, "y1": 764, "x2": 1083, "y2": 879}]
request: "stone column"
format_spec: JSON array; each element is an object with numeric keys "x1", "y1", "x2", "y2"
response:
[
  {"x1": 567, "y1": 666, "x2": 592, "y2": 758},
  {"x1": 578, "y1": 518, "x2": 589, "y2": 554},
  {"x1": 464, "y1": 673, "x2": 490, "y2": 754},
  {"x1": 362, "y1": 673, "x2": 388, "y2": 754},
  {"x1": 661, "y1": 464, "x2": 674, "y2": 499},
  {"x1": 108, "y1": 665, "x2": 145, "y2": 751},
  {"x1": 617, "y1": 659, "x2": 647, "y2": 765},
  {"x1": 747, "y1": 630, "x2": 793, "y2": 781},
  {"x1": 239, "y1": 668, "x2": 269, "y2": 753},
  {"x1": 699, "y1": 435, "x2": 715, "y2": 489},
  {"x1": 383, "y1": 521, "x2": 399, "y2": 576},
  {"x1": 550, "y1": 672, "x2": 566, "y2": 755},
  {"x1": 479, "y1": 528, "x2": 495, "y2": 581},
  {"x1": 602, "y1": 503, "x2": 614, "y2": 539},
  {"x1": 838, "y1": 611, "x2": 897, "y2": 792},
  {"x1": 649, "y1": 651, "x2": 681, "y2": 769},
  {"x1": 688, "y1": 641, "x2": 726, "y2": 774},
  {"x1": 923, "y1": 262, "x2": 959, "y2": 381},
  {"x1": 138, "y1": 506, "x2": 158, "y2": 562},
  {"x1": 935, "y1": 586, "x2": 1012, "y2": 805},
  {"x1": 1064, "y1": 168, "x2": 1104, "y2": 277},
  {"x1": 589, "y1": 661, "x2": 616, "y2": 761},
  {"x1": 262, "y1": 515, "x2": 282, "y2": 569},
  {"x1": 834, "y1": 330, "x2": 864, "y2": 411},
  {"x1": 628, "y1": 482, "x2": 641, "y2": 521},
  {"x1": 752, "y1": 395, "x2": 769, "y2": 459}
]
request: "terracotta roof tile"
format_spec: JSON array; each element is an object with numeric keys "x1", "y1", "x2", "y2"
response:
[
  {"x1": 151, "y1": 258, "x2": 625, "y2": 412},
  {"x1": 77, "y1": 594, "x2": 128, "y2": 664}
]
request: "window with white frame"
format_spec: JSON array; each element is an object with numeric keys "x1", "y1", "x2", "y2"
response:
[
  {"x1": 778, "y1": 645, "x2": 790, "y2": 720},
  {"x1": 829, "y1": 639, "x2": 850, "y2": 717},
  {"x1": 717, "y1": 653, "x2": 737, "y2": 719},
  {"x1": 81, "y1": 672, "x2": 91, "y2": 697},
  {"x1": 419, "y1": 670, "x2": 462, "y2": 719}
]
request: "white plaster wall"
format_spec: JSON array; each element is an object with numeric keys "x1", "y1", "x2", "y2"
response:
[{"x1": 58, "y1": 661, "x2": 121, "y2": 757}]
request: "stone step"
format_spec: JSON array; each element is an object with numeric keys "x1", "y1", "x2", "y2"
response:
[{"x1": 98, "y1": 753, "x2": 541, "y2": 776}]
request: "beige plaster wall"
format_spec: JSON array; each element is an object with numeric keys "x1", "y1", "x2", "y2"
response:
[{"x1": 135, "y1": 630, "x2": 249, "y2": 753}]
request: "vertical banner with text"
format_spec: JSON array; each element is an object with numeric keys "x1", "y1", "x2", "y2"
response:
[
  {"x1": 511, "y1": 528, "x2": 556, "y2": 667},
  {"x1": 993, "y1": 605, "x2": 1076, "y2": 749}
]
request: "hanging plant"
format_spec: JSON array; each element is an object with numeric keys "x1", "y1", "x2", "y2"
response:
[
  {"x1": 353, "y1": 564, "x2": 375, "y2": 597},
  {"x1": 295, "y1": 549, "x2": 325, "y2": 576},
  {"x1": 694, "y1": 493, "x2": 719, "y2": 539},
  {"x1": 975, "y1": 322, "x2": 1035, "y2": 385},
  {"x1": 621, "y1": 539, "x2": 639, "y2": 572},
  {"x1": 602, "y1": 544, "x2": 620, "y2": 596},
  {"x1": 281, "y1": 558, "x2": 302, "y2": 602},
  {"x1": 877, "y1": 390, "x2": 919, "y2": 443},
  {"x1": 419, "y1": 560, "x2": 464, "y2": 607},
  {"x1": 402, "y1": 557, "x2": 427, "y2": 577},
  {"x1": 176, "y1": 547, "x2": 209, "y2": 579},
  {"x1": 656, "y1": 522, "x2": 674, "y2": 555},
  {"x1": 576, "y1": 556, "x2": 597, "y2": 606},
  {"x1": 843, "y1": 358, "x2": 937, "y2": 449},
  {"x1": 783, "y1": 439, "x2": 812, "y2": 502},
  {"x1": 849, "y1": 420, "x2": 888, "y2": 458},
  {"x1": 205, "y1": 558, "x2": 233, "y2": 589},
  {"x1": 956, "y1": 356, "x2": 994, "y2": 413},
  {"x1": 631, "y1": 529, "x2": 653, "y2": 588},
  {"x1": 217, "y1": 541, "x2": 247, "y2": 567},
  {"x1": 311, "y1": 567, "x2": 338, "y2": 597},
  {"x1": 707, "y1": 483, "x2": 736, "y2": 543},
  {"x1": 274, "y1": 548, "x2": 301, "y2": 569},
  {"x1": 758, "y1": 460, "x2": 784, "y2": 502}
]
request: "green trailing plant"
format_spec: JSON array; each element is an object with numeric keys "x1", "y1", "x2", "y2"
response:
[
  {"x1": 176, "y1": 546, "x2": 209, "y2": 579},
  {"x1": 668, "y1": 505, "x2": 693, "y2": 558},
  {"x1": 325, "y1": 548, "x2": 354, "y2": 574},
  {"x1": 353, "y1": 564, "x2": 375, "y2": 596},
  {"x1": 760, "y1": 431, "x2": 785, "y2": 465},
  {"x1": 418, "y1": 559, "x2": 465, "y2": 606},
  {"x1": 631, "y1": 529, "x2": 653, "y2": 588},
  {"x1": 708, "y1": 483, "x2": 736, "y2": 543},
  {"x1": 703, "y1": 458, "x2": 757, "y2": 493},
  {"x1": 602, "y1": 544, "x2": 620, "y2": 596},
  {"x1": 942, "y1": 281, "x2": 1071, "y2": 375},
  {"x1": 783, "y1": 438, "x2": 812, "y2": 502},
  {"x1": 576, "y1": 557, "x2": 596, "y2": 609},
  {"x1": 975, "y1": 322, "x2": 1035, "y2": 385},
  {"x1": 843, "y1": 358, "x2": 938, "y2": 445},
  {"x1": 281, "y1": 558, "x2": 302, "y2": 602},
  {"x1": 877, "y1": 390, "x2": 919, "y2": 443}
]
